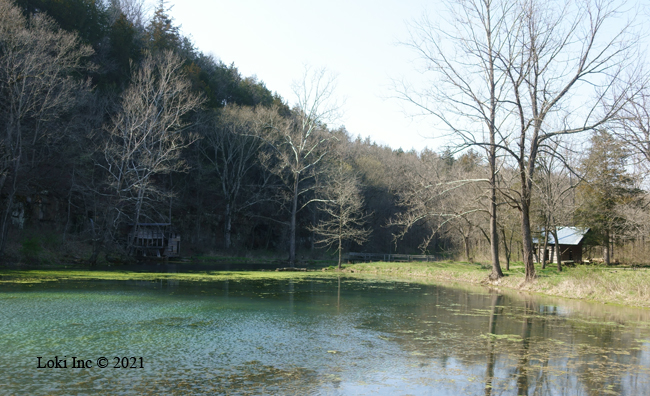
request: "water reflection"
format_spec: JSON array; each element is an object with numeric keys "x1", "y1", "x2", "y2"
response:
[
  {"x1": 484, "y1": 293, "x2": 501, "y2": 395},
  {"x1": 0, "y1": 277, "x2": 648, "y2": 394},
  {"x1": 516, "y1": 299, "x2": 533, "y2": 395}
]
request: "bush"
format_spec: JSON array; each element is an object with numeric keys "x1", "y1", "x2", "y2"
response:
[{"x1": 20, "y1": 237, "x2": 42, "y2": 261}]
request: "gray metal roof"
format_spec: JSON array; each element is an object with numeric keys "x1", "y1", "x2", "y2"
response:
[{"x1": 533, "y1": 227, "x2": 589, "y2": 246}]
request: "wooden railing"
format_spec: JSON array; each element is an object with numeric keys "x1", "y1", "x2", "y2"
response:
[{"x1": 345, "y1": 252, "x2": 439, "y2": 263}]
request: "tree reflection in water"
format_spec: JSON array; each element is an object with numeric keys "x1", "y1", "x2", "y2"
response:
[{"x1": 0, "y1": 277, "x2": 649, "y2": 394}]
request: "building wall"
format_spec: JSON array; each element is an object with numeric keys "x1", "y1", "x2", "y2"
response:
[{"x1": 541, "y1": 243, "x2": 583, "y2": 263}]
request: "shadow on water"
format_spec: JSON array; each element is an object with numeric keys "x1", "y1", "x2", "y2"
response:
[{"x1": 0, "y1": 276, "x2": 649, "y2": 394}]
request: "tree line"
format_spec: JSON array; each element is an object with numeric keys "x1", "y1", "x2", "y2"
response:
[{"x1": 2, "y1": 0, "x2": 649, "y2": 274}]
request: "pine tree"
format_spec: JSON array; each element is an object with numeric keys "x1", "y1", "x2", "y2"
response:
[
  {"x1": 146, "y1": 0, "x2": 180, "y2": 54},
  {"x1": 575, "y1": 130, "x2": 642, "y2": 264}
]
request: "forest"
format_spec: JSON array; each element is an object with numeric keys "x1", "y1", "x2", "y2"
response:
[{"x1": 2, "y1": 0, "x2": 649, "y2": 280}]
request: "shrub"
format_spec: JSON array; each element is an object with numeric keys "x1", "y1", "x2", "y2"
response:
[{"x1": 20, "y1": 237, "x2": 42, "y2": 261}]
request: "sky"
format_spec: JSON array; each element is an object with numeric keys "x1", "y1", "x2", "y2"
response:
[{"x1": 165, "y1": 0, "x2": 443, "y2": 152}]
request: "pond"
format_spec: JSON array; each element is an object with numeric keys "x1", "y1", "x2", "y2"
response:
[{"x1": 0, "y1": 276, "x2": 649, "y2": 395}]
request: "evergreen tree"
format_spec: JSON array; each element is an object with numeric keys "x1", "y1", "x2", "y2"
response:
[
  {"x1": 15, "y1": 0, "x2": 109, "y2": 46},
  {"x1": 575, "y1": 130, "x2": 642, "y2": 264},
  {"x1": 146, "y1": 0, "x2": 181, "y2": 54}
]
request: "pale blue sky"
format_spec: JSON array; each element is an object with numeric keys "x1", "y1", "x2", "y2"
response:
[
  {"x1": 168, "y1": 0, "x2": 441, "y2": 151},
  {"x1": 165, "y1": 0, "x2": 649, "y2": 153}
]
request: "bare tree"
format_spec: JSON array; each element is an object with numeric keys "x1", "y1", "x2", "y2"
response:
[
  {"x1": 395, "y1": 0, "x2": 516, "y2": 279},
  {"x1": 498, "y1": 202, "x2": 520, "y2": 271},
  {"x1": 311, "y1": 160, "x2": 371, "y2": 269},
  {"x1": 200, "y1": 106, "x2": 268, "y2": 249},
  {"x1": 532, "y1": 144, "x2": 578, "y2": 271},
  {"x1": 98, "y1": 50, "x2": 202, "y2": 258},
  {"x1": 390, "y1": 150, "x2": 491, "y2": 260},
  {"x1": 610, "y1": 84, "x2": 650, "y2": 263},
  {"x1": 615, "y1": 87, "x2": 650, "y2": 170},
  {"x1": 502, "y1": 0, "x2": 640, "y2": 280},
  {"x1": 399, "y1": 0, "x2": 641, "y2": 281},
  {"x1": 254, "y1": 66, "x2": 342, "y2": 265},
  {"x1": 0, "y1": 0, "x2": 93, "y2": 256},
  {"x1": 107, "y1": 0, "x2": 149, "y2": 29}
]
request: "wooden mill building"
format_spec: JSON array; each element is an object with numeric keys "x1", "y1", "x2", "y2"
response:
[{"x1": 128, "y1": 223, "x2": 181, "y2": 258}]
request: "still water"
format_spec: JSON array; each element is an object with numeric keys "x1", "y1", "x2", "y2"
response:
[{"x1": 0, "y1": 276, "x2": 649, "y2": 395}]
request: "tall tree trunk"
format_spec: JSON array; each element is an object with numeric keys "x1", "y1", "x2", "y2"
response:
[
  {"x1": 338, "y1": 236, "x2": 342, "y2": 270},
  {"x1": 521, "y1": 199, "x2": 536, "y2": 281},
  {"x1": 549, "y1": 243, "x2": 554, "y2": 268},
  {"x1": 311, "y1": 208, "x2": 316, "y2": 254},
  {"x1": 489, "y1": 151, "x2": 502, "y2": 279},
  {"x1": 487, "y1": 24, "x2": 503, "y2": 280},
  {"x1": 224, "y1": 203, "x2": 232, "y2": 249},
  {"x1": 128, "y1": 187, "x2": 145, "y2": 255},
  {"x1": 501, "y1": 228, "x2": 510, "y2": 271},
  {"x1": 603, "y1": 229, "x2": 610, "y2": 265},
  {"x1": 552, "y1": 228, "x2": 562, "y2": 272},
  {"x1": 63, "y1": 168, "x2": 75, "y2": 242},
  {"x1": 488, "y1": 199, "x2": 502, "y2": 279},
  {"x1": 195, "y1": 204, "x2": 201, "y2": 246},
  {"x1": 289, "y1": 175, "x2": 299, "y2": 266},
  {"x1": 0, "y1": 188, "x2": 17, "y2": 257},
  {"x1": 0, "y1": 144, "x2": 21, "y2": 257},
  {"x1": 541, "y1": 228, "x2": 549, "y2": 269},
  {"x1": 88, "y1": 216, "x2": 101, "y2": 266}
]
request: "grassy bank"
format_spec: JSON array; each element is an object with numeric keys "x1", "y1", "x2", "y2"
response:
[
  {"x1": 335, "y1": 261, "x2": 650, "y2": 309},
  {"x1": 1, "y1": 261, "x2": 649, "y2": 309}
]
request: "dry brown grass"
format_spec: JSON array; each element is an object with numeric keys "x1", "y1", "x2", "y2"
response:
[
  {"x1": 338, "y1": 261, "x2": 650, "y2": 309},
  {"x1": 530, "y1": 268, "x2": 650, "y2": 307}
]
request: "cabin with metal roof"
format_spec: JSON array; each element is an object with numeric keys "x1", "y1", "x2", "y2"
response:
[{"x1": 533, "y1": 227, "x2": 590, "y2": 263}]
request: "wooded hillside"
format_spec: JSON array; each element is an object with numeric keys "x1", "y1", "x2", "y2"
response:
[{"x1": 2, "y1": 0, "x2": 649, "y2": 272}]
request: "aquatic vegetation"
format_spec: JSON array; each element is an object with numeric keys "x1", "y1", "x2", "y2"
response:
[
  {"x1": 1, "y1": 276, "x2": 649, "y2": 394},
  {"x1": 2, "y1": 260, "x2": 650, "y2": 308},
  {"x1": 0, "y1": 269, "x2": 339, "y2": 283}
]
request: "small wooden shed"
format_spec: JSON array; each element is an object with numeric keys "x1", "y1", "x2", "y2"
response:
[
  {"x1": 129, "y1": 223, "x2": 181, "y2": 257},
  {"x1": 533, "y1": 227, "x2": 589, "y2": 263}
]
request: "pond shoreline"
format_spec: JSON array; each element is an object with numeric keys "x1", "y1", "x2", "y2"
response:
[
  {"x1": 1, "y1": 261, "x2": 649, "y2": 309},
  {"x1": 333, "y1": 261, "x2": 650, "y2": 309}
]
